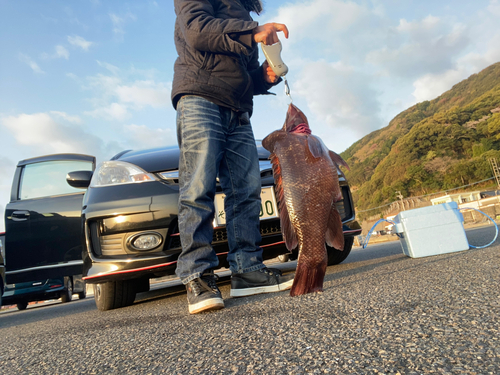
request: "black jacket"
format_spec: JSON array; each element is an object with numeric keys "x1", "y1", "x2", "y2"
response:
[{"x1": 171, "y1": 0, "x2": 276, "y2": 114}]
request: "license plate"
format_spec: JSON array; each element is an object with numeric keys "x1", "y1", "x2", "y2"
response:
[{"x1": 213, "y1": 186, "x2": 279, "y2": 227}]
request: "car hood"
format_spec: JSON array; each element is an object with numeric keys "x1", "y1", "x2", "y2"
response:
[{"x1": 113, "y1": 142, "x2": 271, "y2": 173}]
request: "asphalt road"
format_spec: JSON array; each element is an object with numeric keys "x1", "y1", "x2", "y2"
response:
[{"x1": 0, "y1": 226, "x2": 498, "y2": 374}]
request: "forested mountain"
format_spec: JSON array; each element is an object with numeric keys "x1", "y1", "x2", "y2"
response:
[{"x1": 341, "y1": 62, "x2": 500, "y2": 216}]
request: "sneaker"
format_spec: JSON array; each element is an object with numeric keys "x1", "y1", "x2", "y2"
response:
[
  {"x1": 186, "y1": 273, "x2": 225, "y2": 314},
  {"x1": 230, "y1": 267, "x2": 295, "y2": 297}
]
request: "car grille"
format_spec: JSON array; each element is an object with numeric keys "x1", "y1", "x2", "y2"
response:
[
  {"x1": 167, "y1": 218, "x2": 283, "y2": 251},
  {"x1": 100, "y1": 234, "x2": 125, "y2": 256}
]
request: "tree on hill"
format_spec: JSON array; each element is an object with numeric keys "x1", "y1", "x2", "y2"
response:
[{"x1": 342, "y1": 62, "x2": 500, "y2": 215}]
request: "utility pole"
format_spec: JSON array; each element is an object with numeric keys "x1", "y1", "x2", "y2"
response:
[
  {"x1": 395, "y1": 190, "x2": 405, "y2": 211},
  {"x1": 489, "y1": 158, "x2": 500, "y2": 190}
]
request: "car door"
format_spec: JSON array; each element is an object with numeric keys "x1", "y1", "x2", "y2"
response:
[{"x1": 5, "y1": 154, "x2": 95, "y2": 284}]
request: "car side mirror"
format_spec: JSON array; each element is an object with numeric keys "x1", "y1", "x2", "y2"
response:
[{"x1": 67, "y1": 170, "x2": 93, "y2": 189}]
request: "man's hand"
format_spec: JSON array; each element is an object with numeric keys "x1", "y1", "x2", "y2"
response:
[
  {"x1": 263, "y1": 60, "x2": 278, "y2": 84},
  {"x1": 253, "y1": 23, "x2": 289, "y2": 45}
]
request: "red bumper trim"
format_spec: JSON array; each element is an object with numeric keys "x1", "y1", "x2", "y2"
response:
[
  {"x1": 83, "y1": 252, "x2": 231, "y2": 281},
  {"x1": 83, "y1": 261, "x2": 178, "y2": 281}
]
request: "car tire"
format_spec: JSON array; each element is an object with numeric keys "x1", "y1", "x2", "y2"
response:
[
  {"x1": 93, "y1": 280, "x2": 136, "y2": 311},
  {"x1": 17, "y1": 301, "x2": 28, "y2": 310},
  {"x1": 60, "y1": 277, "x2": 73, "y2": 303},
  {"x1": 327, "y1": 236, "x2": 354, "y2": 266},
  {"x1": 78, "y1": 286, "x2": 87, "y2": 300}
]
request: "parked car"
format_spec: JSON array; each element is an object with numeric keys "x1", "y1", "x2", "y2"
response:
[
  {"x1": 3, "y1": 154, "x2": 91, "y2": 310},
  {"x1": 2, "y1": 276, "x2": 86, "y2": 310},
  {"x1": 67, "y1": 142, "x2": 361, "y2": 311}
]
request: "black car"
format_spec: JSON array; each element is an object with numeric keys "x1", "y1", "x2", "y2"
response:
[
  {"x1": 3, "y1": 154, "x2": 92, "y2": 310},
  {"x1": 0, "y1": 232, "x2": 5, "y2": 307},
  {"x1": 68, "y1": 142, "x2": 361, "y2": 311}
]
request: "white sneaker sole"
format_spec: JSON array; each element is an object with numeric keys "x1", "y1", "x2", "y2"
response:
[
  {"x1": 230, "y1": 278, "x2": 294, "y2": 297},
  {"x1": 188, "y1": 297, "x2": 225, "y2": 314}
]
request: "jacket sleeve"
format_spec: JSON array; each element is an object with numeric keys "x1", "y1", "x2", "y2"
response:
[{"x1": 175, "y1": 0, "x2": 258, "y2": 56}]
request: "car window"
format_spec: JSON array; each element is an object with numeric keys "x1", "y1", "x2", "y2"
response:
[{"x1": 19, "y1": 160, "x2": 93, "y2": 200}]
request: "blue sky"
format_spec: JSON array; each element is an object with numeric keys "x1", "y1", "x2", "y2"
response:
[{"x1": 1, "y1": 0, "x2": 500, "y2": 231}]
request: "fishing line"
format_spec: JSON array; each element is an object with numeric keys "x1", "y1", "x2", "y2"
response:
[
  {"x1": 284, "y1": 77, "x2": 293, "y2": 103},
  {"x1": 459, "y1": 207, "x2": 499, "y2": 248}
]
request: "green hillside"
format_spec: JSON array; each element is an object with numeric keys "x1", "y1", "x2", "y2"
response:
[{"x1": 341, "y1": 62, "x2": 500, "y2": 217}]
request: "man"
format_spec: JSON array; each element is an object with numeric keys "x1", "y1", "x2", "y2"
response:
[{"x1": 171, "y1": 0, "x2": 294, "y2": 314}]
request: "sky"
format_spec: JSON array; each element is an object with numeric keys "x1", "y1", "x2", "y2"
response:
[{"x1": 1, "y1": 0, "x2": 500, "y2": 232}]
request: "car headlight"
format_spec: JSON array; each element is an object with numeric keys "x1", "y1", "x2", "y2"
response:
[{"x1": 90, "y1": 161, "x2": 156, "y2": 187}]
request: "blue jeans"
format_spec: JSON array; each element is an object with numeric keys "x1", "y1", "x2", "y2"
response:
[{"x1": 175, "y1": 95, "x2": 264, "y2": 284}]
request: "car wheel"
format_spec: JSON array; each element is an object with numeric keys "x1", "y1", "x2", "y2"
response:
[
  {"x1": 60, "y1": 277, "x2": 73, "y2": 303},
  {"x1": 17, "y1": 301, "x2": 28, "y2": 310},
  {"x1": 78, "y1": 286, "x2": 87, "y2": 300},
  {"x1": 277, "y1": 254, "x2": 290, "y2": 263},
  {"x1": 93, "y1": 280, "x2": 136, "y2": 311},
  {"x1": 327, "y1": 236, "x2": 354, "y2": 266}
]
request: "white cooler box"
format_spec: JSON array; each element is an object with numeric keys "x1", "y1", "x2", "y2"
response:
[{"x1": 393, "y1": 202, "x2": 469, "y2": 258}]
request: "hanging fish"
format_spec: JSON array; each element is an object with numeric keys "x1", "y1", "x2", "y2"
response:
[{"x1": 262, "y1": 104, "x2": 349, "y2": 296}]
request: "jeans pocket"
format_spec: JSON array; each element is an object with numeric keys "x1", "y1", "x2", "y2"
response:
[{"x1": 238, "y1": 112, "x2": 250, "y2": 126}]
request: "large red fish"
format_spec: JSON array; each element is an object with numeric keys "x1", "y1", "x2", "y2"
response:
[{"x1": 262, "y1": 104, "x2": 349, "y2": 296}]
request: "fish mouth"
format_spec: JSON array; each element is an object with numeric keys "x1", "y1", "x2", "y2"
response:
[
  {"x1": 290, "y1": 123, "x2": 311, "y2": 135},
  {"x1": 283, "y1": 104, "x2": 311, "y2": 133}
]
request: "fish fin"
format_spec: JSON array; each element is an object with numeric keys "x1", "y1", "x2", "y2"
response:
[
  {"x1": 328, "y1": 150, "x2": 350, "y2": 171},
  {"x1": 262, "y1": 130, "x2": 285, "y2": 153},
  {"x1": 325, "y1": 206, "x2": 344, "y2": 251},
  {"x1": 305, "y1": 136, "x2": 325, "y2": 159},
  {"x1": 290, "y1": 258, "x2": 327, "y2": 296},
  {"x1": 270, "y1": 153, "x2": 298, "y2": 251}
]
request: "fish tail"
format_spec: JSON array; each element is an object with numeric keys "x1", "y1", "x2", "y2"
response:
[{"x1": 290, "y1": 261, "x2": 327, "y2": 296}]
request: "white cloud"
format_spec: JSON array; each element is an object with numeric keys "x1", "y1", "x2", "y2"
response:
[
  {"x1": 110, "y1": 12, "x2": 137, "y2": 37},
  {"x1": 412, "y1": 70, "x2": 465, "y2": 103},
  {"x1": 41, "y1": 45, "x2": 70, "y2": 60},
  {"x1": 116, "y1": 81, "x2": 171, "y2": 109},
  {"x1": 55, "y1": 45, "x2": 70, "y2": 59},
  {"x1": 84, "y1": 103, "x2": 130, "y2": 121},
  {"x1": 274, "y1": 0, "x2": 369, "y2": 43},
  {"x1": 366, "y1": 19, "x2": 470, "y2": 78},
  {"x1": 19, "y1": 53, "x2": 44, "y2": 74},
  {"x1": 1, "y1": 112, "x2": 107, "y2": 156},
  {"x1": 489, "y1": 0, "x2": 500, "y2": 16},
  {"x1": 124, "y1": 124, "x2": 176, "y2": 149},
  {"x1": 83, "y1": 66, "x2": 172, "y2": 117},
  {"x1": 412, "y1": 36, "x2": 500, "y2": 103},
  {"x1": 67, "y1": 35, "x2": 93, "y2": 51},
  {"x1": 50, "y1": 111, "x2": 83, "y2": 123},
  {"x1": 294, "y1": 60, "x2": 382, "y2": 135},
  {"x1": 396, "y1": 15, "x2": 441, "y2": 36},
  {"x1": 86, "y1": 73, "x2": 122, "y2": 97},
  {"x1": 96, "y1": 60, "x2": 121, "y2": 75},
  {"x1": 270, "y1": 0, "x2": 384, "y2": 62}
]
